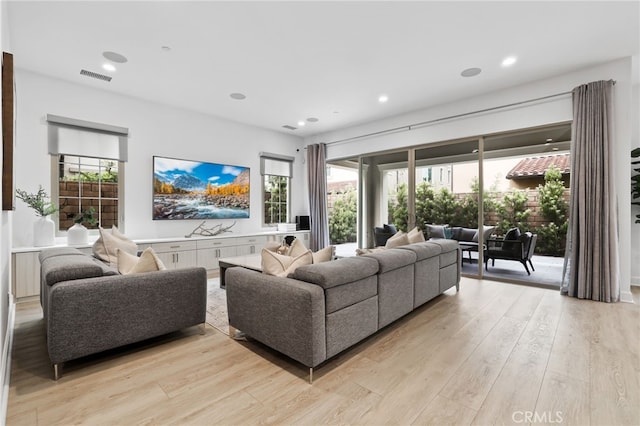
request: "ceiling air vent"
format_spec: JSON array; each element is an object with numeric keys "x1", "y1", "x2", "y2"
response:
[
  {"x1": 282, "y1": 125, "x2": 297, "y2": 130},
  {"x1": 80, "y1": 69, "x2": 112, "y2": 82}
]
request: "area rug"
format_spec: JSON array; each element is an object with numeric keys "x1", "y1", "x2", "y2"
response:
[{"x1": 206, "y1": 278, "x2": 229, "y2": 336}]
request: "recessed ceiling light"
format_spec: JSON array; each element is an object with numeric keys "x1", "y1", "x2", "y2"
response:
[
  {"x1": 378, "y1": 95, "x2": 388, "y2": 103},
  {"x1": 102, "y1": 63, "x2": 116, "y2": 72},
  {"x1": 297, "y1": 121, "x2": 306, "y2": 127},
  {"x1": 161, "y1": 46, "x2": 171, "y2": 52},
  {"x1": 307, "y1": 117, "x2": 319, "y2": 123},
  {"x1": 501, "y1": 56, "x2": 517, "y2": 67},
  {"x1": 546, "y1": 138, "x2": 553, "y2": 142},
  {"x1": 102, "y1": 51, "x2": 128, "y2": 63},
  {"x1": 461, "y1": 67, "x2": 482, "y2": 77},
  {"x1": 230, "y1": 93, "x2": 246, "y2": 100},
  {"x1": 333, "y1": 111, "x2": 340, "y2": 114}
]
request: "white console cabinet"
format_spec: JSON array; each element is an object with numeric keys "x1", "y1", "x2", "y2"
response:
[{"x1": 11, "y1": 230, "x2": 310, "y2": 300}]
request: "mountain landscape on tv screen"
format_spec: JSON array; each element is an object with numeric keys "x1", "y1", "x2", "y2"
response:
[{"x1": 153, "y1": 158, "x2": 250, "y2": 220}]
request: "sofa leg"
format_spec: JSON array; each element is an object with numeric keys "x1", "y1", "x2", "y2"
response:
[
  {"x1": 309, "y1": 367, "x2": 313, "y2": 385},
  {"x1": 199, "y1": 323, "x2": 206, "y2": 335},
  {"x1": 53, "y1": 363, "x2": 62, "y2": 381}
]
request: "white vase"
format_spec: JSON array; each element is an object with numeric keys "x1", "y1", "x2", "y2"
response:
[
  {"x1": 33, "y1": 216, "x2": 55, "y2": 247},
  {"x1": 67, "y1": 223, "x2": 88, "y2": 246}
]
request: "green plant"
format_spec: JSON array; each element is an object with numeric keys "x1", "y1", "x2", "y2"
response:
[
  {"x1": 388, "y1": 183, "x2": 409, "y2": 232},
  {"x1": 15, "y1": 186, "x2": 58, "y2": 217},
  {"x1": 73, "y1": 206, "x2": 98, "y2": 227},
  {"x1": 632, "y1": 148, "x2": 640, "y2": 223},
  {"x1": 535, "y1": 165, "x2": 568, "y2": 255},
  {"x1": 495, "y1": 189, "x2": 531, "y2": 236},
  {"x1": 328, "y1": 188, "x2": 357, "y2": 244}
]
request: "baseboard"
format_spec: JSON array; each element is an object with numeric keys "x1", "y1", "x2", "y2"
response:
[
  {"x1": 0, "y1": 300, "x2": 16, "y2": 423},
  {"x1": 631, "y1": 275, "x2": 640, "y2": 287},
  {"x1": 620, "y1": 289, "x2": 635, "y2": 303}
]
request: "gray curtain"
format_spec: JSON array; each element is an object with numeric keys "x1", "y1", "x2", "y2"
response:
[
  {"x1": 307, "y1": 143, "x2": 329, "y2": 251},
  {"x1": 561, "y1": 80, "x2": 619, "y2": 302}
]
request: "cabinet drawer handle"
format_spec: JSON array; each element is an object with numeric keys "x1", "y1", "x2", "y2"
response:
[{"x1": 170, "y1": 245, "x2": 180, "y2": 249}]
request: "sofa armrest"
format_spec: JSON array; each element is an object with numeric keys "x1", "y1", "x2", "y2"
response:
[
  {"x1": 46, "y1": 267, "x2": 207, "y2": 364},
  {"x1": 226, "y1": 267, "x2": 326, "y2": 368}
]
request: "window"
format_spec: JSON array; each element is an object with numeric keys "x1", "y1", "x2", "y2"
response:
[
  {"x1": 47, "y1": 114, "x2": 128, "y2": 232},
  {"x1": 55, "y1": 155, "x2": 121, "y2": 231},
  {"x1": 261, "y1": 153, "x2": 293, "y2": 225}
]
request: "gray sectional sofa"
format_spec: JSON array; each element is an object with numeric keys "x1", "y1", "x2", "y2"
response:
[
  {"x1": 225, "y1": 239, "x2": 461, "y2": 382},
  {"x1": 39, "y1": 247, "x2": 207, "y2": 379}
]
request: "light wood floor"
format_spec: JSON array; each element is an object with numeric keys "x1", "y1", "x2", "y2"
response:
[{"x1": 6, "y1": 279, "x2": 640, "y2": 425}]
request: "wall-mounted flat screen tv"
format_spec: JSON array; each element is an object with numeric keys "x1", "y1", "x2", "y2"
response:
[{"x1": 153, "y1": 156, "x2": 249, "y2": 220}]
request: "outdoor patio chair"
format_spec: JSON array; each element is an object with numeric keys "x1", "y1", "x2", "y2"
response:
[{"x1": 485, "y1": 230, "x2": 537, "y2": 275}]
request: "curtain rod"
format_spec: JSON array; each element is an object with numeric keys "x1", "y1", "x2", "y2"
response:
[{"x1": 324, "y1": 79, "x2": 616, "y2": 146}]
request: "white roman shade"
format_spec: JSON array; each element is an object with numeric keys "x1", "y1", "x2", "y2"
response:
[
  {"x1": 260, "y1": 152, "x2": 294, "y2": 177},
  {"x1": 47, "y1": 114, "x2": 129, "y2": 161}
]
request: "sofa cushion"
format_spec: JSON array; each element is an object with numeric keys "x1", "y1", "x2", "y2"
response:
[
  {"x1": 293, "y1": 256, "x2": 379, "y2": 289},
  {"x1": 363, "y1": 248, "x2": 417, "y2": 273},
  {"x1": 383, "y1": 224, "x2": 397, "y2": 234},
  {"x1": 385, "y1": 231, "x2": 409, "y2": 248},
  {"x1": 261, "y1": 248, "x2": 313, "y2": 277},
  {"x1": 117, "y1": 247, "x2": 167, "y2": 275},
  {"x1": 457, "y1": 227, "x2": 477, "y2": 242},
  {"x1": 41, "y1": 255, "x2": 105, "y2": 286},
  {"x1": 397, "y1": 241, "x2": 441, "y2": 260},
  {"x1": 472, "y1": 225, "x2": 496, "y2": 243},
  {"x1": 425, "y1": 224, "x2": 447, "y2": 239},
  {"x1": 38, "y1": 247, "x2": 85, "y2": 263}
]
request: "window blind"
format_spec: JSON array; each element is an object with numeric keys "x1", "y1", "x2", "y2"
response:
[
  {"x1": 47, "y1": 114, "x2": 129, "y2": 161},
  {"x1": 260, "y1": 152, "x2": 294, "y2": 177}
]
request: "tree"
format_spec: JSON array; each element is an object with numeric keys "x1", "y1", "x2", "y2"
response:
[
  {"x1": 415, "y1": 181, "x2": 436, "y2": 231},
  {"x1": 495, "y1": 189, "x2": 531, "y2": 236},
  {"x1": 388, "y1": 183, "x2": 409, "y2": 232},
  {"x1": 535, "y1": 165, "x2": 568, "y2": 256},
  {"x1": 328, "y1": 188, "x2": 357, "y2": 244}
]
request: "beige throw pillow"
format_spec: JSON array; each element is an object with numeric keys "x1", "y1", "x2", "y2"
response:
[
  {"x1": 287, "y1": 238, "x2": 308, "y2": 257},
  {"x1": 117, "y1": 247, "x2": 166, "y2": 275},
  {"x1": 261, "y1": 248, "x2": 313, "y2": 277},
  {"x1": 356, "y1": 247, "x2": 386, "y2": 256},
  {"x1": 407, "y1": 226, "x2": 426, "y2": 244},
  {"x1": 385, "y1": 231, "x2": 409, "y2": 248},
  {"x1": 93, "y1": 226, "x2": 138, "y2": 267},
  {"x1": 312, "y1": 245, "x2": 335, "y2": 263}
]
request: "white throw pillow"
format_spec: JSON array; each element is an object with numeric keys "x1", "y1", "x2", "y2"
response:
[
  {"x1": 385, "y1": 231, "x2": 409, "y2": 248},
  {"x1": 287, "y1": 238, "x2": 308, "y2": 257},
  {"x1": 93, "y1": 226, "x2": 138, "y2": 267},
  {"x1": 261, "y1": 248, "x2": 313, "y2": 277},
  {"x1": 407, "y1": 226, "x2": 426, "y2": 244},
  {"x1": 117, "y1": 247, "x2": 166, "y2": 275}
]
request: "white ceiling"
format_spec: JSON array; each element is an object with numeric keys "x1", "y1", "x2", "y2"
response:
[{"x1": 6, "y1": 1, "x2": 639, "y2": 138}]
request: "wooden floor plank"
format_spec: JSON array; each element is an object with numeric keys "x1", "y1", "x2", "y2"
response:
[{"x1": 6, "y1": 280, "x2": 639, "y2": 425}]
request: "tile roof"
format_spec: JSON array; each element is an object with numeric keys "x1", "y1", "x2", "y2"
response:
[{"x1": 506, "y1": 153, "x2": 570, "y2": 179}]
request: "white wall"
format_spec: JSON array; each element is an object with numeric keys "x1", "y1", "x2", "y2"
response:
[
  {"x1": 631, "y1": 55, "x2": 640, "y2": 287},
  {"x1": 308, "y1": 57, "x2": 636, "y2": 302},
  {"x1": 12, "y1": 69, "x2": 307, "y2": 247}
]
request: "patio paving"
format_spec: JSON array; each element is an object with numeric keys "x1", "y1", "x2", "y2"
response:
[{"x1": 334, "y1": 242, "x2": 564, "y2": 288}]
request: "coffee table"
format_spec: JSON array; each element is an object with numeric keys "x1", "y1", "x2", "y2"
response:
[{"x1": 218, "y1": 254, "x2": 262, "y2": 288}]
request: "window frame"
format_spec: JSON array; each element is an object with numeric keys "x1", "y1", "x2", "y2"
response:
[
  {"x1": 260, "y1": 152, "x2": 294, "y2": 226},
  {"x1": 51, "y1": 155, "x2": 125, "y2": 235}
]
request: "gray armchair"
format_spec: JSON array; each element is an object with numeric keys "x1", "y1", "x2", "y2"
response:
[{"x1": 485, "y1": 230, "x2": 537, "y2": 275}]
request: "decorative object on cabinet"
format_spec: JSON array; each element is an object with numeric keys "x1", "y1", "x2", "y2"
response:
[
  {"x1": 153, "y1": 156, "x2": 249, "y2": 220},
  {"x1": 16, "y1": 186, "x2": 58, "y2": 247},
  {"x1": 185, "y1": 220, "x2": 236, "y2": 238},
  {"x1": 67, "y1": 207, "x2": 97, "y2": 245}
]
